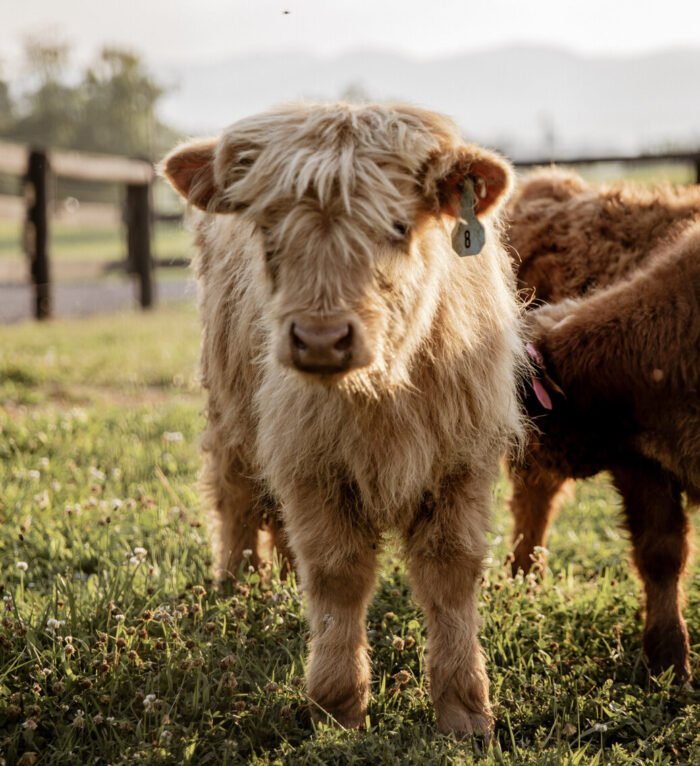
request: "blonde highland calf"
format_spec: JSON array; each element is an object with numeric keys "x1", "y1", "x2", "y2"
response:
[{"x1": 162, "y1": 103, "x2": 525, "y2": 737}]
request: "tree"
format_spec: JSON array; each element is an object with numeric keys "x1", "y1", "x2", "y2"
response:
[
  {"x1": 76, "y1": 47, "x2": 168, "y2": 159},
  {"x1": 0, "y1": 63, "x2": 14, "y2": 134},
  {"x1": 8, "y1": 37, "x2": 80, "y2": 148},
  {"x1": 1, "y1": 40, "x2": 178, "y2": 160}
]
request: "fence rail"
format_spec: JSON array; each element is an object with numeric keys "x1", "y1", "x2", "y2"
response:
[
  {"x1": 0, "y1": 140, "x2": 155, "y2": 319},
  {"x1": 513, "y1": 150, "x2": 700, "y2": 182},
  {"x1": 2, "y1": 141, "x2": 700, "y2": 321}
]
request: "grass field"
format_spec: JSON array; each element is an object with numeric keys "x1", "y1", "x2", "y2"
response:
[
  {"x1": 0, "y1": 218, "x2": 191, "y2": 281},
  {"x1": 0, "y1": 304, "x2": 698, "y2": 765}
]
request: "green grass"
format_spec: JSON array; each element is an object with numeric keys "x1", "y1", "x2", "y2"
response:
[
  {"x1": 575, "y1": 161, "x2": 696, "y2": 186},
  {"x1": 0, "y1": 218, "x2": 191, "y2": 268},
  {"x1": 0, "y1": 305, "x2": 698, "y2": 765}
]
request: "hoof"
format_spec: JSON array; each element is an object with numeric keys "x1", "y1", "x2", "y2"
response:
[
  {"x1": 436, "y1": 704, "x2": 494, "y2": 740},
  {"x1": 311, "y1": 702, "x2": 366, "y2": 730},
  {"x1": 644, "y1": 622, "x2": 691, "y2": 684}
]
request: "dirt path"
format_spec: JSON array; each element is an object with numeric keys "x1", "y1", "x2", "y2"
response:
[{"x1": 0, "y1": 278, "x2": 195, "y2": 323}]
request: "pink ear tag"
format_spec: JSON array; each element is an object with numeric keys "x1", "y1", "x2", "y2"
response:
[
  {"x1": 531, "y1": 377, "x2": 553, "y2": 410},
  {"x1": 525, "y1": 342, "x2": 543, "y2": 364}
]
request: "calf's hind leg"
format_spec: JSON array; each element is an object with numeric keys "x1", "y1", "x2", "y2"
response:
[
  {"x1": 612, "y1": 461, "x2": 691, "y2": 682},
  {"x1": 509, "y1": 462, "x2": 569, "y2": 575},
  {"x1": 201, "y1": 444, "x2": 263, "y2": 579},
  {"x1": 403, "y1": 477, "x2": 493, "y2": 738},
  {"x1": 261, "y1": 499, "x2": 295, "y2": 577}
]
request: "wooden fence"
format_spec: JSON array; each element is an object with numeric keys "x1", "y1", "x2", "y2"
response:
[
  {"x1": 0, "y1": 140, "x2": 154, "y2": 319},
  {"x1": 514, "y1": 149, "x2": 700, "y2": 182},
  {"x1": 2, "y1": 141, "x2": 700, "y2": 321}
]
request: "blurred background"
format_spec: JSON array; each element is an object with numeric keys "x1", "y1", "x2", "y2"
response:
[{"x1": 1, "y1": 0, "x2": 699, "y2": 321}]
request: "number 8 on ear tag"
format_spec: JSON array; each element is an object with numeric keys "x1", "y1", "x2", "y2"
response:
[{"x1": 451, "y1": 178, "x2": 485, "y2": 257}]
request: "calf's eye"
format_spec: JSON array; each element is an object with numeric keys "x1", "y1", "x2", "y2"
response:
[{"x1": 392, "y1": 222, "x2": 409, "y2": 239}]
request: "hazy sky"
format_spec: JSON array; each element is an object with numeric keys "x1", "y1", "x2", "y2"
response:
[{"x1": 2, "y1": 0, "x2": 700, "y2": 70}]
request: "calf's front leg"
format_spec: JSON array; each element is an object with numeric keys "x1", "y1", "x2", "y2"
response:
[
  {"x1": 404, "y1": 477, "x2": 493, "y2": 738},
  {"x1": 284, "y1": 487, "x2": 378, "y2": 728}
]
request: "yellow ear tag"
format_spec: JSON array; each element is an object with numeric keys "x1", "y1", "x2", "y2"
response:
[{"x1": 451, "y1": 178, "x2": 485, "y2": 257}]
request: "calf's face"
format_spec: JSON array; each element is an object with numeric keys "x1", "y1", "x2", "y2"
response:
[{"x1": 162, "y1": 106, "x2": 512, "y2": 385}]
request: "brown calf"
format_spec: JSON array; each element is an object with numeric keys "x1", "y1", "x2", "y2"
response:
[
  {"x1": 514, "y1": 224, "x2": 700, "y2": 681},
  {"x1": 508, "y1": 166, "x2": 700, "y2": 304}
]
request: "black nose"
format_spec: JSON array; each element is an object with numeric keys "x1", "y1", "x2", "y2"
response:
[{"x1": 290, "y1": 321, "x2": 353, "y2": 374}]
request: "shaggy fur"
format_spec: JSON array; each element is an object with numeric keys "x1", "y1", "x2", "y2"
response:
[
  {"x1": 507, "y1": 168, "x2": 700, "y2": 574},
  {"x1": 508, "y1": 166, "x2": 700, "y2": 304},
  {"x1": 162, "y1": 103, "x2": 525, "y2": 736},
  {"x1": 514, "y1": 222, "x2": 700, "y2": 681}
]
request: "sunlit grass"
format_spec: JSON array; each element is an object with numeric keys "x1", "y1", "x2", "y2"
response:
[{"x1": 0, "y1": 304, "x2": 698, "y2": 765}]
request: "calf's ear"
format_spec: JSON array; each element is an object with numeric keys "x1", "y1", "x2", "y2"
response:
[
  {"x1": 425, "y1": 145, "x2": 514, "y2": 218},
  {"x1": 160, "y1": 138, "x2": 225, "y2": 212}
]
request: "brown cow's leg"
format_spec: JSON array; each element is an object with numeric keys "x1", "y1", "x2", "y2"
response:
[
  {"x1": 509, "y1": 463, "x2": 569, "y2": 575},
  {"x1": 284, "y1": 487, "x2": 378, "y2": 729},
  {"x1": 201, "y1": 444, "x2": 262, "y2": 579},
  {"x1": 612, "y1": 462, "x2": 691, "y2": 682},
  {"x1": 403, "y1": 476, "x2": 493, "y2": 738}
]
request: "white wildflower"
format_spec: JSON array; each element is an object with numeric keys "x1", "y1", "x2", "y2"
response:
[
  {"x1": 27, "y1": 470, "x2": 40, "y2": 481},
  {"x1": 127, "y1": 546, "x2": 147, "y2": 565},
  {"x1": 242, "y1": 549, "x2": 253, "y2": 559},
  {"x1": 16, "y1": 561, "x2": 28, "y2": 572},
  {"x1": 143, "y1": 694, "x2": 157, "y2": 712},
  {"x1": 46, "y1": 618, "x2": 65, "y2": 631},
  {"x1": 34, "y1": 490, "x2": 50, "y2": 509},
  {"x1": 592, "y1": 723, "x2": 608, "y2": 733},
  {"x1": 89, "y1": 467, "x2": 106, "y2": 481},
  {"x1": 71, "y1": 711, "x2": 85, "y2": 729},
  {"x1": 163, "y1": 431, "x2": 184, "y2": 443}
]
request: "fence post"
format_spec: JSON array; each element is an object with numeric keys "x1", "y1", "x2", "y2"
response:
[
  {"x1": 126, "y1": 182, "x2": 155, "y2": 309},
  {"x1": 695, "y1": 157, "x2": 700, "y2": 184},
  {"x1": 26, "y1": 148, "x2": 51, "y2": 319}
]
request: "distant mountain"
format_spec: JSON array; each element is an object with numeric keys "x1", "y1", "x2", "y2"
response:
[{"x1": 158, "y1": 45, "x2": 700, "y2": 159}]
